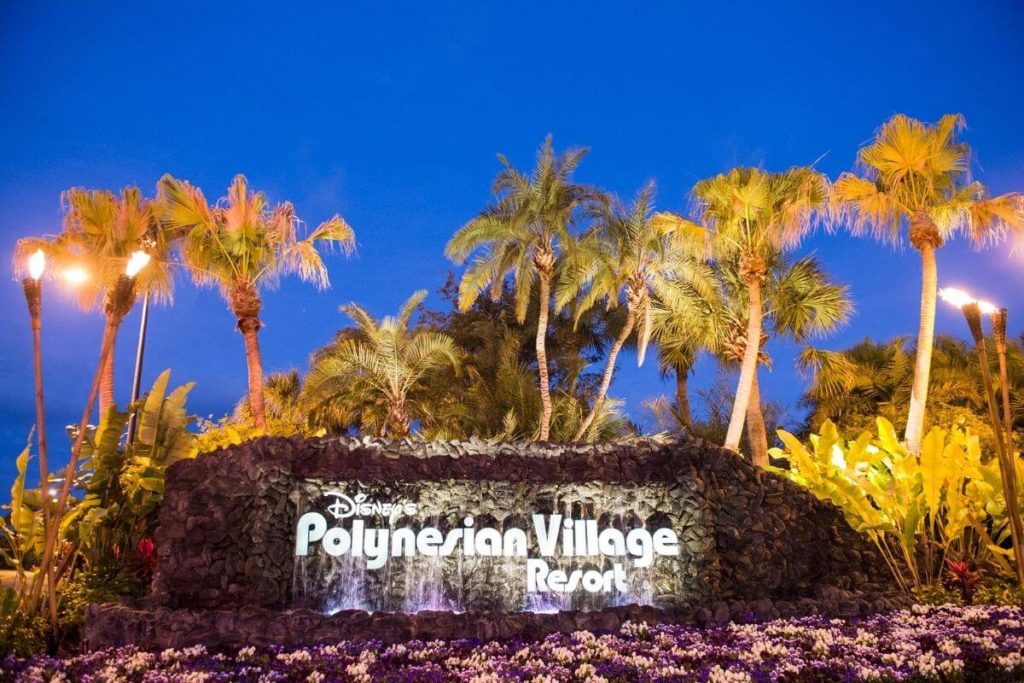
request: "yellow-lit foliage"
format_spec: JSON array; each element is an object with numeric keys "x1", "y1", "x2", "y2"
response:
[{"x1": 770, "y1": 418, "x2": 1023, "y2": 592}]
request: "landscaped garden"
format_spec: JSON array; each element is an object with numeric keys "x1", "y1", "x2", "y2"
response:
[
  {"x1": 4, "y1": 6, "x2": 1024, "y2": 676},
  {"x1": 4, "y1": 606, "x2": 1024, "y2": 682},
  {"x1": 2, "y1": 107, "x2": 1022, "y2": 680}
]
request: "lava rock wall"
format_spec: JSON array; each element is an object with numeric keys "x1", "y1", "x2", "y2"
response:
[
  {"x1": 151, "y1": 435, "x2": 889, "y2": 609},
  {"x1": 86, "y1": 435, "x2": 899, "y2": 649}
]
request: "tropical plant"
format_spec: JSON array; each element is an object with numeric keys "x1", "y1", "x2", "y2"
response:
[
  {"x1": 415, "y1": 276, "x2": 622, "y2": 441},
  {"x1": 831, "y1": 114, "x2": 1024, "y2": 453},
  {"x1": 193, "y1": 370, "x2": 336, "y2": 455},
  {"x1": 302, "y1": 291, "x2": 460, "y2": 437},
  {"x1": 160, "y1": 174, "x2": 355, "y2": 430},
  {"x1": 1, "y1": 435, "x2": 44, "y2": 585},
  {"x1": 798, "y1": 334, "x2": 1002, "y2": 448},
  {"x1": 445, "y1": 136, "x2": 607, "y2": 440},
  {"x1": 68, "y1": 370, "x2": 195, "y2": 576},
  {"x1": 0, "y1": 372, "x2": 195, "y2": 651},
  {"x1": 744, "y1": 253, "x2": 851, "y2": 462},
  {"x1": 15, "y1": 186, "x2": 175, "y2": 416},
  {"x1": 644, "y1": 372, "x2": 788, "y2": 450},
  {"x1": 693, "y1": 166, "x2": 829, "y2": 453},
  {"x1": 0, "y1": 587, "x2": 46, "y2": 656},
  {"x1": 556, "y1": 182, "x2": 710, "y2": 440},
  {"x1": 771, "y1": 418, "x2": 1024, "y2": 592}
]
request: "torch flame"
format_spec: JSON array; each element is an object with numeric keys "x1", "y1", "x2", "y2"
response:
[
  {"x1": 28, "y1": 250, "x2": 45, "y2": 280},
  {"x1": 938, "y1": 287, "x2": 974, "y2": 309},
  {"x1": 976, "y1": 300, "x2": 998, "y2": 315},
  {"x1": 63, "y1": 266, "x2": 88, "y2": 286},
  {"x1": 125, "y1": 251, "x2": 151, "y2": 277}
]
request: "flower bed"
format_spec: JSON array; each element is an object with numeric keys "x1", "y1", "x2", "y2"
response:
[{"x1": 3, "y1": 605, "x2": 1023, "y2": 682}]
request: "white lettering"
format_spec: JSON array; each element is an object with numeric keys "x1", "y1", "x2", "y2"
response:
[
  {"x1": 416, "y1": 527, "x2": 443, "y2": 556},
  {"x1": 533, "y1": 514, "x2": 561, "y2": 557},
  {"x1": 322, "y1": 527, "x2": 351, "y2": 557},
  {"x1": 297, "y1": 492, "x2": 682, "y2": 598},
  {"x1": 295, "y1": 512, "x2": 327, "y2": 555}
]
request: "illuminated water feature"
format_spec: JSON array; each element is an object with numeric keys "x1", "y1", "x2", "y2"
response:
[{"x1": 291, "y1": 481, "x2": 690, "y2": 614}]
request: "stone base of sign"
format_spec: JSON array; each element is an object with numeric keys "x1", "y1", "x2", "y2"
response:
[
  {"x1": 84, "y1": 435, "x2": 902, "y2": 649},
  {"x1": 85, "y1": 589, "x2": 909, "y2": 650}
]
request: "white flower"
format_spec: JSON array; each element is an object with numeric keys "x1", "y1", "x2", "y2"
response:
[
  {"x1": 707, "y1": 665, "x2": 753, "y2": 683},
  {"x1": 996, "y1": 651, "x2": 1024, "y2": 671}
]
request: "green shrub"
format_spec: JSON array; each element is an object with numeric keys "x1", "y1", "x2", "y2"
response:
[
  {"x1": 55, "y1": 569, "x2": 139, "y2": 645},
  {"x1": 975, "y1": 577, "x2": 1024, "y2": 607},
  {"x1": 0, "y1": 588, "x2": 46, "y2": 657}
]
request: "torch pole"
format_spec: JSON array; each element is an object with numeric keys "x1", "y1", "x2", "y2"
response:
[
  {"x1": 22, "y1": 277, "x2": 58, "y2": 634},
  {"x1": 126, "y1": 290, "x2": 150, "y2": 445},
  {"x1": 992, "y1": 308, "x2": 1015, "y2": 452},
  {"x1": 962, "y1": 302, "x2": 1024, "y2": 584}
]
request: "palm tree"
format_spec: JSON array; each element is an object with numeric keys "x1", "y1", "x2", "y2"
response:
[
  {"x1": 799, "y1": 334, "x2": 990, "y2": 440},
  {"x1": 693, "y1": 166, "x2": 829, "y2": 453},
  {"x1": 445, "y1": 136, "x2": 607, "y2": 440},
  {"x1": 557, "y1": 182, "x2": 709, "y2": 440},
  {"x1": 17, "y1": 186, "x2": 175, "y2": 417},
  {"x1": 741, "y1": 253, "x2": 851, "y2": 463},
  {"x1": 302, "y1": 291, "x2": 460, "y2": 437},
  {"x1": 160, "y1": 174, "x2": 355, "y2": 430},
  {"x1": 649, "y1": 269, "x2": 730, "y2": 430},
  {"x1": 832, "y1": 114, "x2": 1024, "y2": 453},
  {"x1": 652, "y1": 251, "x2": 848, "y2": 464},
  {"x1": 656, "y1": 336, "x2": 698, "y2": 428}
]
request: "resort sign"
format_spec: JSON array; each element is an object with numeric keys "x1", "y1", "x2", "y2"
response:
[{"x1": 295, "y1": 489, "x2": 680, "y2": 600}]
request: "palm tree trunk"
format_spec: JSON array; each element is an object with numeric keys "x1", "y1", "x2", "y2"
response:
[
  {"x1": 389, "y1": 398, "x2": 411, "y2": 437},
  {"x1": 98, "y1": 312, "x2": 118, "y2": 418},
  {"x1": 746, "y1": 370, "x2": 769, "y2": 467},
  {"x1": 241, "y1": 323, "x2": 267, "y2": 431},
  {"x1": 905, "y1": 243, "x2": 937, "y2": 455},
  {"x1": 575, "y1": 310, "x2": 636, "y2": 440},
  {"x1": 536, "y1": 271, "x2": 554, "y2": 441},
  {"x1": 675, "y1": 362, "x2": 693, "y2": 428},
  {"x1": 230, "y1": 281, "x2": 267, "y2": 431},
  {"x1": 725, "y1": 277, "x2": 763, "y2": 453}
]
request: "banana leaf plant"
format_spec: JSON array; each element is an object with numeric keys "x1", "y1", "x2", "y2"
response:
[
  {"x1": 770, "y1": 417, "x2": 1021, "y2": 592},
  {"x1": 68, "y1": 370, "x2": 195, "y2": 576}
]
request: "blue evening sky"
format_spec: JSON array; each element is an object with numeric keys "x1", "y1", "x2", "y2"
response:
[{"x1": 2, "y1": 2, "x2": 1023, "y2": 486}]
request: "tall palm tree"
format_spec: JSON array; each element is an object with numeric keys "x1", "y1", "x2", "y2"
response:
[
  {"x1": 445, "y1": 136, "x2": 607, "y2": 440},
  {"x1": 832, "y1": 114, "x2": 1024, "y2": 453},
  {"x1": 160, "y1": 174, "x2": 355, "y2": 430},
  {"x1": 17, "y1": 186, "x2": 175, "y2": 417},
  {"x1": 740, "y1": 254, "x2": 851, "y2": 463},
  {"x1": 557, "y1": 182, "x2": 709, "y2": 440},
  {"x1": 302, "y1": 291, "x2": 460, "y2": 437},
  {"x1": 652, "y1": 251, "x2": 848, "y2": 464},
  {"x1": 693, "y1": 166, "x2": 829, "y2": 453}
]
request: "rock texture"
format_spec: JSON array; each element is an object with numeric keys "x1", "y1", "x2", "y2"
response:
[{"x1": 85, "y1": 435, "x2": 900, "y2": 650}]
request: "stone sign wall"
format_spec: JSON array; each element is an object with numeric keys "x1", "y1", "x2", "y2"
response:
[{"x1": 85, "y1": 436, "x2": 902, "y2": 649}]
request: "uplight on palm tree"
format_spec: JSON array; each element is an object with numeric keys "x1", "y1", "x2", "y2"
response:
[
  {"x1": 557, "y1": 182, "x2": 709, "y2": 440},
  {"x1": 302, "y1": 291, "x2": 460, "y2": 437},
  {"x1": 445, "y1": 136, "x2": 607, "y2": 440},
  {"x1": 160, "y1": 174, "x2": 355, "y2": 430},
  {"x1": 694, "y1": 166, "x2": 829, "y2": 454},
  {"x1": 832, "y1": 114, "x2": 1024, "y2": 454}
]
